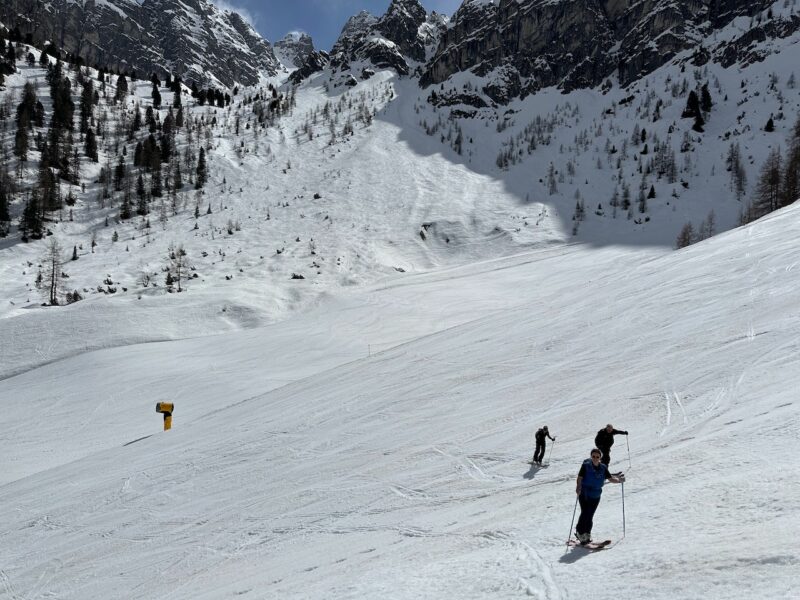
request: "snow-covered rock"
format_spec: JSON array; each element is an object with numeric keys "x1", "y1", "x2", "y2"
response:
[
  {"x1": 422, "y1": 0, "x2": 782, "y2": 101},
  {"x1": 326, "y1": 0, "x2": 439, "y2": 80},
  {"x1": 0, "y1": 0, "x2": 280, "y2": 87},
  {"x1": 274, "y1": 31, "x2": 315, "y2": 70}
]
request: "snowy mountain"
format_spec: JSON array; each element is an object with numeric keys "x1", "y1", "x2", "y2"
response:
[
  {"x1": 0, "y1": 0, "x2": 280, "y2": 87},
  {"x1": 422, "y1": 0, "x2": 780, "y2": 100},
  {"x1": 274, "y1": 31, "x2": 315, "y2": 70},
  {"x1": 1, "y1": 1, "x2": 800, "y2": 597},
  {"x1": 328, "y1": 1, "x2": 447, "y2": 80}
]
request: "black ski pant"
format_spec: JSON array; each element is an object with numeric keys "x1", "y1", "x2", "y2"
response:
[
  {"x1": 533, "y1": 441, "x2": 546, "y2": 463},
  {"x1": 598, "y1": 447, "x2": 611, "y2": 466},
  {"x1": 576, "y1": 494, "x2": 601, "y2": 536}
]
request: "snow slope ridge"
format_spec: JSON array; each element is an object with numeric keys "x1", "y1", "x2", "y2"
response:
[{"x1": 1, "y1": 202, "x2": 798, "y2": 598}]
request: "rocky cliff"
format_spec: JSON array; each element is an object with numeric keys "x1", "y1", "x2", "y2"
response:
[
  {"x1": 0, "y1": 0, "x2": 279, "y2": 88},
  {"x1": 274, "y1": 32, "x2": 315, "y2": 70},
  {"x1": 328, "y1": 0, "x2": 447, "y2": 78},
  {"x1": 421, "y1": 0, "x2": 778, "y2": 101}
]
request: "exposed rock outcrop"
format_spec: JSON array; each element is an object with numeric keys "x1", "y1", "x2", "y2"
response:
[
  {"x1": 274, "y1": 32, "x2": 315, "y2": 70},
  {"x1": 328, "y1": 0, "x2": 442, "y2": 79},
  {"x1": 0, "y1": 0, "x2": 279, "y2": 87},
  {"x1": 421, "y1": 0, "x2": 778, "y2": 101}
]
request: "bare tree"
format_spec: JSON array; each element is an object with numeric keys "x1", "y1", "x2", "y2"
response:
[
  {"x1": 675, "y1": 222, "x2": 695, "y2": 249},
  {"x1": 41, "y1": 238, "x2": 65, "y2": 305}
]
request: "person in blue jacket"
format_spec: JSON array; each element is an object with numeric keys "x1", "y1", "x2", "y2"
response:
[{"x1": 574, "y1": 448, "x2": 625, "y2": 544}]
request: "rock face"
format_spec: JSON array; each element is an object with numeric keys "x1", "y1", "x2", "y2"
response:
[
  {"x1": 422, "y1": 0, "x2": 777, "y2": 100},
  {"x1": 377, "y1": 0, "x2": 428, "y2": 62},
  {"x1": 0, "y1": 0, "x2": 279, "y2": 87},
  {"x1": 288, "y1": 50, "x2": 330, "y2": 85},
  {"x1": 274, "y1": 32, "x2": 315, "y2": 69},
  {"x1": 328, "y1": 0, "x2": 446, "y2": 78}
]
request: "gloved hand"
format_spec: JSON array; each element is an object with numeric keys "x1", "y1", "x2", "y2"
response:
[{"x1": 618, "y1": 474, "x2": 626, "y2": 483}]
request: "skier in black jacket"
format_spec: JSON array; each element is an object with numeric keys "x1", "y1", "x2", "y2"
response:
[
  {"x1": 594, "y1": 424, "x2": 628, "y2": 467},
  {"x1": 532, "y1": 426, "x2": 555, "y2": 465}
]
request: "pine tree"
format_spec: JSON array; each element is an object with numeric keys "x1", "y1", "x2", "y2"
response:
[
  {"x1": 115, "y1": 74, "x2": 128, "y2": 102},
  {"x1": 195, "y1": 147, "x2": 207, "y2": 189},
  {"x1": 21, "y1": 193, "x2": 44, "y2": 239},
  {"x1": 134, "y1": 171, "x2": 147, "y2": 214},
  {"x1": 700, "y1": 83, "x2": 712, "y2": 114},
  {"x1": 114, "y1": 155, "x2": 126, "y2": 191},
  {"x1": 85, "y1": 127, "x2": 98, "y2": 161},
  {"x1": 151, "y1": 162, "x2": 163, "y2": 197},
  {"x1": 79, "y1": 79, "x2": 94, "y2": 134},
  {"x1": 621, "y1": 182, "x2": 631, "y2": 210},
  {"x1": 682, "y1": 90, "x2": 700, "y2": 119},
  {"x1": 16, "y1": 81, "x2": 38, "y2": 129},
  {"x1": 38, "y1": 158, "x2": 60, "y2": 212},
  {"x1": 547, "y1": 163, "x2": 557, "y2": 195},
  {"x1": 132, "y1": 104, "x2": 142, "y2": 133},
  {"x1": 0, "y1": 167, "x2": 10, "y2": 235},
  {"x1": 120, "y1": 191, "x2": 132, "y2": 220},
  {"x1": 152, "y1": 82, "x2": 162, "y2": 109},
  {"x1": 71, "y1": 147, "x2": 80, "y2": 184},
  {"x1": 13, "y1": 123, "x2": 29, "y2": 160},
  {"x1": 173, "y1": 161, "x2": 183, "y2": 190}
]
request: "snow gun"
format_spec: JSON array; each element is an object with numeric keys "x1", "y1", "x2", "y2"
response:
[{"x1": 156, "y1": 402, "x2": 174, "y2": 431}]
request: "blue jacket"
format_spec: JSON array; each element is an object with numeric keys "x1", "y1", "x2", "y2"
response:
[{"x1": 580, "y1": 459, "x2": 607, "y2": 499}]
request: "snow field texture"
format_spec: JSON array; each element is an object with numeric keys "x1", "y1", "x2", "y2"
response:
[{"x1": 2, "y1": 206, "x2": 800, "y2": 598}]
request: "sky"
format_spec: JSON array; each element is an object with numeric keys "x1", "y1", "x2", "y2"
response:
[{"x1": 212, "y1": 0, "x2": 464, "y2": 50}]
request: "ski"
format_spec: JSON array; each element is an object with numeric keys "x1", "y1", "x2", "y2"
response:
[{"x1": 567, "y1": 539, "x2": 611, "y2": 550}]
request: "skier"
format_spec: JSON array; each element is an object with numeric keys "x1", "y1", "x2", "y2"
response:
[
  {"x1": 574, "y1": 448, "x2": 625, "y2": 544},
  {"x1": 532, "y1": 425, "x2": 555, "y2": 465},
  {"x1": 594, "y1": 423, "x2": 628, "y2": 467}
]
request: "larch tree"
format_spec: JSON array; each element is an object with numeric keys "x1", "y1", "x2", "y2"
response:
[
  {"x1": 749, "y1": 148, "x2": 783, "y2": 221},
  {"x1": 41, "y1": 237, "x2": 65, "y2": 305}
]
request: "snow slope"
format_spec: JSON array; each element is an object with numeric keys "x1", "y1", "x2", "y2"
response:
[{"x1": 1, "y1": 203, "x2": 799, "y2": 598}]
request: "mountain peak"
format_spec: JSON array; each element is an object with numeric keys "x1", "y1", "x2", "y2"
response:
[{"x1": 274, "y1": 31, "x2": 315, "y2": 69}]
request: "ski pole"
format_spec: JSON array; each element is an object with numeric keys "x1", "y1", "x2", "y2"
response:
[
  {"x1": 545, "y1": 439, "x2": 556, "y2": 466},
  {"x1": 626, "y1": 435, "x2": 632, "y2": 471},
  {"x1": 621, "y1": 481, "x2": 626, "y2": 539},
  {"x1": 567, "y1": 495, "x2": 578, "y2": 546}
]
